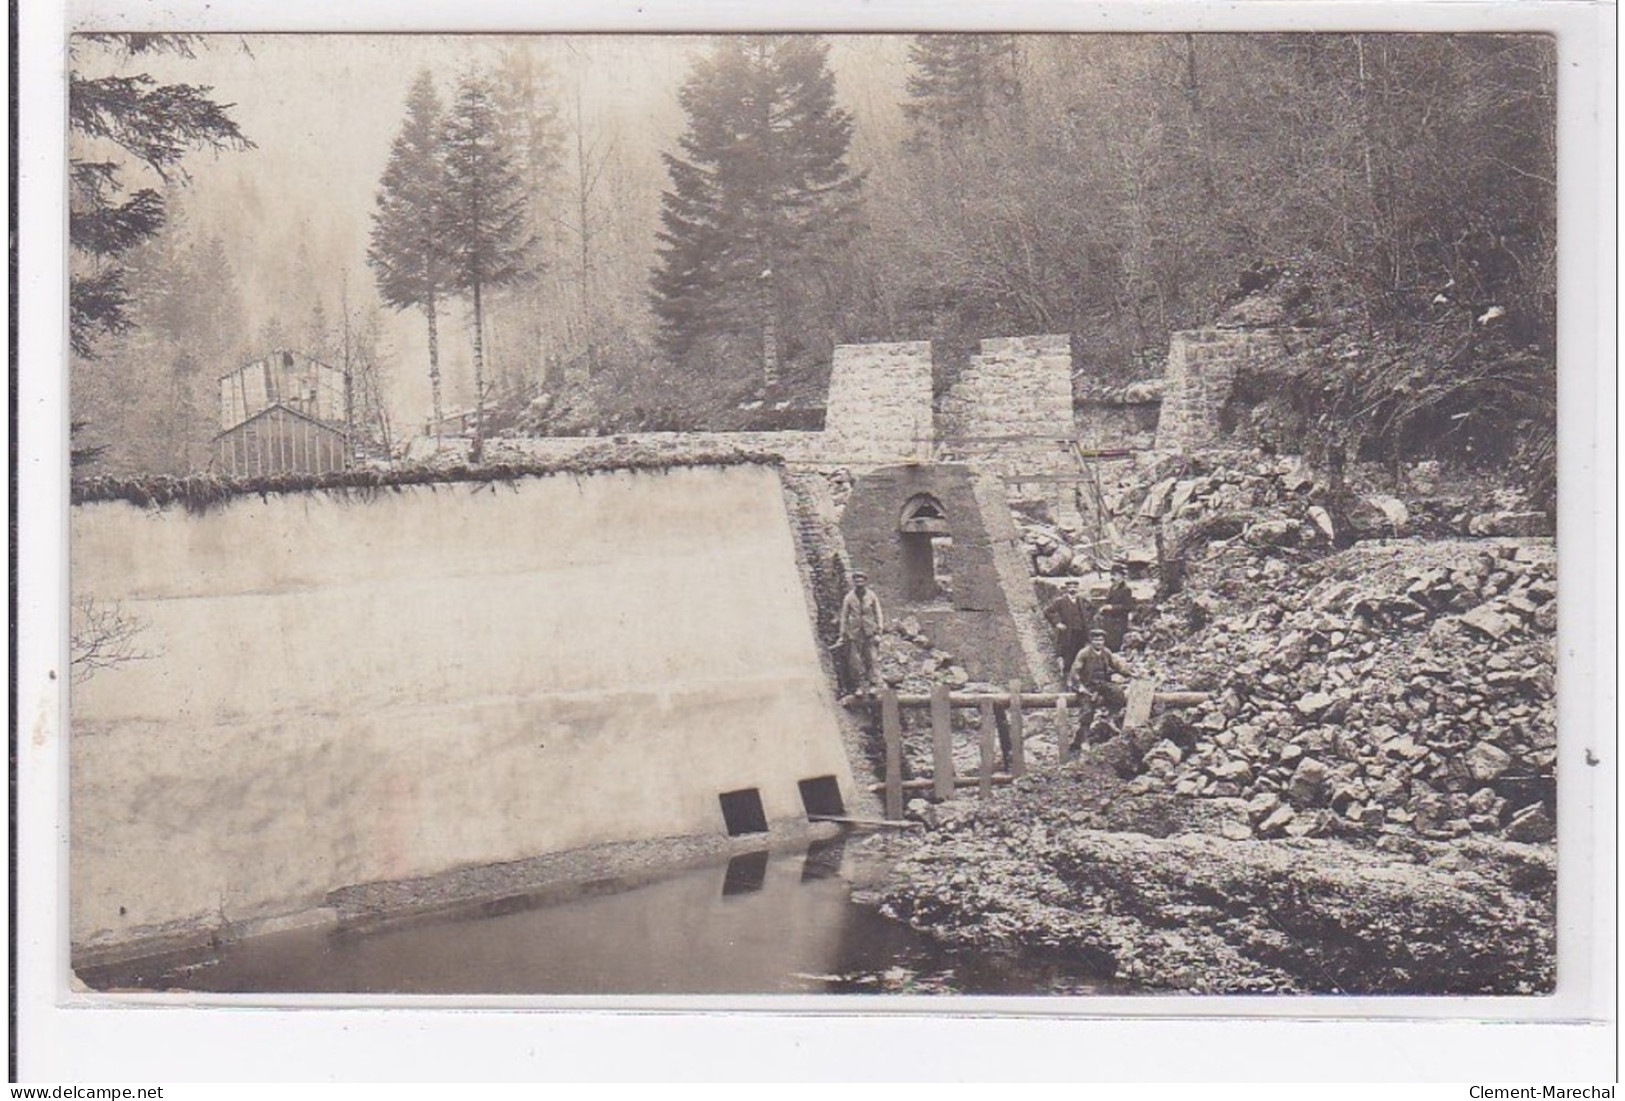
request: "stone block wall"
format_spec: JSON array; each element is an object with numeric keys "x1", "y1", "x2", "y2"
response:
[
  {"x1": 821, "y1": 340, "x2": 934, "y2": 465},
  {"x1": 469, "y1": 430, "x2": 830, "y2": 466},
  {"x1": 1153, "y1": 329, "x2": 1285, "y2": 452},
  {"x1": 937, "y1": 334, "x2": 1075, "y2": 462},
  {"x1": 471, "y1": 339, "x2": 935, "y2": 474},
  {"x1": 937, "y1": 334, "x2": 1081, "y2": 526},
  {"x1": 779, "y1": 471, "x2": 854, "y2": 671}
]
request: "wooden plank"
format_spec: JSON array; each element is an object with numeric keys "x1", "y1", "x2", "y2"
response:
[
  {"x1": 977, "y1": 700, "x2": 996, "y2": 800},
  {"x1": 807, "y1": 815, "x2": 919, "y2": 829},
  {"x1": 883, "y1": 690, "x2": 1209, "y2": 709},
  {"x1": 868, "y1": 775, "x2": 1014, "y2": 794},
  {"x1": 1007, "y1": 680, "x2": 1026, "y2": 777},
  {"x1": 1123, "y1": 678, "x2": 1158, "y2": 731},
  {"x1": 930, "y1": 683, "x2": 955, "y2": 801},
  {"x1": 1056, "y1": 696, "x2": 1072, "y2": 764},
  {"x1": 880, "y1": 686, "x2": 903, "y2": 822}
]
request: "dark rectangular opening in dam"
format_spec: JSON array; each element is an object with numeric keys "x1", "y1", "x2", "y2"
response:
[
  {"x1": 718, "y1": 788, "x2": 768, "y2": 836},
  {"x1": 797, "y1": 775, "x2": 845, "y2": 819}
]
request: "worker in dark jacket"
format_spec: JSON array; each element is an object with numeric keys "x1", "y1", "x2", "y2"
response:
[
  {"x1": 1068, "y1": 627, "x2": 1130, "y2": 751},
  {"x1": 1043, "y1": 580, "x2": 1092, "y2": 674},
  {"x1": 1096, "y1": 561, "x2": 1136, "y2": 651}
]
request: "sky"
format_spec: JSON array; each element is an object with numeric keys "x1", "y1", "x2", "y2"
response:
[{"x1": 74, "y1": 33, "x2": 912, "y2": 427}]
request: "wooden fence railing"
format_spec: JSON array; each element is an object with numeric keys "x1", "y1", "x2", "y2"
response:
[{"x1": 850, "y1": 682, "x2": 1208, "y2": 822}]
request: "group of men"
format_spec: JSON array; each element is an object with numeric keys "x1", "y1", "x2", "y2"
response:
[
  {"x1": 1043, "y1": 560, "x2": 1136, "y2": 671},
  {"x1": 1045, "y1": 561, "x2": 1138, "y2": 750},
  {"x1": 834, "y1": 558, "x2": 1139, "y2": 753}
]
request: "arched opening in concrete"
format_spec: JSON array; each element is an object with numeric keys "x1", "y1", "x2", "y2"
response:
[{"x1": 898, "y1": 494, "x2": 953, "y2": 603}]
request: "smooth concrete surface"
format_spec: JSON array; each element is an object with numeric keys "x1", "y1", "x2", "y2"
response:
[{"x1": 70, "y1": 464, "x2": 854, "y2": 956}]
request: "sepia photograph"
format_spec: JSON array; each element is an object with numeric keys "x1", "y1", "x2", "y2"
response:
[{"x1": 58, "y1": 23, "x2": 1578, "y2": 1010}]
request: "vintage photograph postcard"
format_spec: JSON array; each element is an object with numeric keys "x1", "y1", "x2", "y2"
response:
[{"x1": 54, "y1": 19, "x2": 1595, "y2": 1019}]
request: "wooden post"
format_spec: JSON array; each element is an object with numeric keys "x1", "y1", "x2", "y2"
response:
[
  {"x1": 930, "y1": 684, "x2": 955, "y2": 801},
  {"x1": 881, "y1": 686, "x2": 903, "y2": 822},
  {"x1": 977, "y1": 700, "x2": 997, "y2": 800},
  {"x1": 1123, "y1": 678, "x2": 1157, "y2": 732},
  {"x1": 1007, "y1": 680, "x2": 1026, "y2": 777},
  {"x1": 1056, "y1": 696, "x2": 1071, "y2": 763}
]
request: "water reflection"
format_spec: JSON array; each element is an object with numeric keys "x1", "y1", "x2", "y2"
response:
[
  {"x1": 79, "y1": 835, "x2": 1125, "y2": 997},
  {"x1": 799, "y1": 836, "x2": 845, "y2": 883},
  {"x1": 721, "y1": 850, "x2": 769, "y2": 896}
]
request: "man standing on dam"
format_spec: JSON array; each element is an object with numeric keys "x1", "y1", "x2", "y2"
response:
[{"x1": 837, "y1": 570, "x2": 885, "y2": 696}]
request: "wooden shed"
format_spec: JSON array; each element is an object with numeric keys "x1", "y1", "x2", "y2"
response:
[
  {"x1": 213, "y1": 349, "x2": 352, "y2": 476},
  {"x1": 213, "y1": 403, "x2": 348, "y2": 477},
  {"x1": 219, "y1": 350, "x2": 349, "y2": 431}
]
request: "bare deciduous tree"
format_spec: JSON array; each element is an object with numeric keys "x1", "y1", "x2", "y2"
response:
[{"x1": 70, "y1": 595, "x2": 158, "y2": 683}]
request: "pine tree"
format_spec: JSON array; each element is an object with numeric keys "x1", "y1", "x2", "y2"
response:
[
  {"x1": 651, "y1": 36, "x2": 863, "y2": 386},
  {"x1": 903, "y1": 34, "x2": 1022, "y2": 143},
  {"x1": 439, "y1": 71, "x2": 535, "y2": 463},
  {"x1": 367, "y1": 71, "x2": 452, "y2": 437},
  {"x1": 69, "y1": 35, "x2": 252, "y2": 358}
]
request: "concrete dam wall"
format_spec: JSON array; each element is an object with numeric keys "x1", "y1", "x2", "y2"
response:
[{"x1": 70, "y1": 464, "x2": 855, "y2": 956}]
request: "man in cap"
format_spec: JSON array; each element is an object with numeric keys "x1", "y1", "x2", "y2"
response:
[
  {"x1": 1067, "y1": 626, "x2": 1130, "y2": 751},
  {"x1": 837, "y1": 569, "x2": 885, "y2": 696}
]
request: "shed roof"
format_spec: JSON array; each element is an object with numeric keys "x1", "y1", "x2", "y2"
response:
[{"x1": 213, "y1": 400, "x2": 347, "y2": 442}]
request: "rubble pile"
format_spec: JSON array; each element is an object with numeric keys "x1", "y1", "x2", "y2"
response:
[
  {"x1": 1114, "y1": 451, "x2": 1323, "y2": 531},
  {"x1": 1017, "y1": 518, "x2": 1112, "y2": 579},
  {"x1": 1014, "y1": 452, "x2": 1426, "y2": 607},
  {"x1": 1016, "y1": 453, "x2": 1344, "y2": 604},
  {"x1": 874, "y1": 615, "x2": 974, "y2": 696},
  {"x1": 1102, "y1": 452, "x2": 1476, "y2": 574},
  {"x1": 1347, "y1": 463, "x2": 1553, "y2": 541},
  {"x1": 864, "y1": 441, "x2": 1559, "y2": 994},
  {"x1": 1131, "y1": 538, "x2": 1556, "y2": 844}
]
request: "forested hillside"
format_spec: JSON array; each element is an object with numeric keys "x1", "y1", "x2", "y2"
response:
[
  {"x1": 538, "y1": 34, "x2": 1558, "y2": 507},
  {"x1": 69, "y1": 33, "x2": 1556, "y2": 501}
]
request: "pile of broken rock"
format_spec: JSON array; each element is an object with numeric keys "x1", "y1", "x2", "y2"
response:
[
  {"x1": 875, "y1": 615, "x2": 973, "y2": 695},
  {"x1": 1020, "y1": 521, "x2": 1113, "y2": 579},
  {"x1": 1129, "y1": 538, "x2": 1556, "y2": 845}
]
